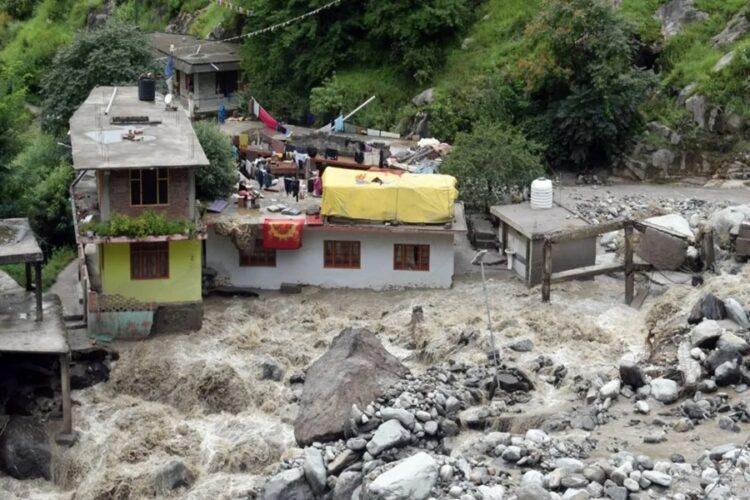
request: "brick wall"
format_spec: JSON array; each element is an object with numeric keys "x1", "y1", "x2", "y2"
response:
[{"x1": 108, "y1": 168, "x2": 191, "y2": 220}]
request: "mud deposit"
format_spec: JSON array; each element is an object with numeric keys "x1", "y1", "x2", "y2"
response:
[{"x1": 1, "y1": 265, "x2": 749, "y2": 498}]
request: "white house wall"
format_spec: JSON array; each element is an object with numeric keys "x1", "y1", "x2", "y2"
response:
[{"x1": 205, "y1": 228, "x2": 456, "y2": 290}]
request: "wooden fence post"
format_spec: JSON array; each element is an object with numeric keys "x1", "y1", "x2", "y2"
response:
[
  {"x1": 542, "y1": 239, "x2": 552, "y2": 302},
  {"x1": 624, "y1": 222, "x2": 634, "y2": 305}
]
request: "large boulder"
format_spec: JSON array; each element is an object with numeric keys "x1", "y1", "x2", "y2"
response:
[
  {"x1": 333, "y1": 471, "x2": 363, "y2": 500},
  {"x1": 636, "y1": 227, "x2": 688, "y2": 270},
  {"x1": 712, "y1": 8, "x2": 749, "y2": 48},
  {"x1": 619, "y1": 357, "x2": 647, "y2": 388},
  {"x1": 262, "y1": 467, "x2": 314, "y2": 500},
  {"x1": 153, "y1": 460, "x2": 192, "y2": 493},
  {"x1": 303, "y1": 447, "x2": 327, "y2": 494},
  {"x1": 294, "y1": 328, "x2": 409, "y2": 445},
  {"x1": 364, "y1": 452, "x2": 438, "y2": 500},
  {"x1": 366, "y1": 419, "x2": 411, "y2": 456},
  {"x1": 0, "y1": 417, "x2": 51, "y2": 480},
  {"x1": 707, "y1": 205, "x2": 750, "y2": 248},
  {"x1": 717, "y1": 332, "x2": 750, "y2": 355},
  {"x1": 688, "y1": 294, "x2": 726, "y2": 325},
  {"x1": 723, "y1": 298, "x2": 749, "y2": 330},
  {"x1": 690, "y1": 319, "x2": 723, "y2": 348},
  {"x1": 705, "y1": 348, "x2": 743, "y2": 375},
  {"x1": 650, "y1": 378, "x2": 679, "y2": 404},
  {"x1": 656, "y1": 0, "x2": 709, "y2": 38}
]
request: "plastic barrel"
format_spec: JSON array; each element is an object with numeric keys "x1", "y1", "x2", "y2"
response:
[
  {"x1": 530, "y1": 177, "x2": 553, "y2": 209},
  {"x1": 138, "y1": 78, "x2": 156, "y2": 102}
]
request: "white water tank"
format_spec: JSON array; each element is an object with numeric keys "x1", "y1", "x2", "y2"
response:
[{"x1": 530, "y1": 177, "x2": 553, "y2": 209}]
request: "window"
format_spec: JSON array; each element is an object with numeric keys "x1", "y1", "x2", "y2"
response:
[
  {"x1": 394, "y1": 244, "x2": 430, "y2": 271},
  {"x1": 130, "y1": 242, "x2": 169, "y2": 280},
  {"x1": 130, "y1": 168, "x2": 168, "y2": 205},
  {"x1": 324, "y1": 240, "x2": 360, "y2": 269},
  {"x1": 240, "y1": 240, "x2": 277, "y2": 267},
  {"x1": 215, "y1": 71, "x2": 238, "y2": 97}
]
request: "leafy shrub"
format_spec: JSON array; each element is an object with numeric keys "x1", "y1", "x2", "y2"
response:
[
  {"x1": 0, "y1": 131, "x2": 66, "y2": 218},
  {"x1": 441, "y1": 122, "x2": 546, "y2": 211},
  {"x1": 82, "y1": 211, "x2": 196, "y2": 238},
  {"x1": 0, "y1": 84, "x2": 26, "y2": 166},
  {"x1": 27, "y1": 161, "x2": 75, "y2": 248},
  {"x1": 193, "y1": 120, "x2": 235, "y2": 200}
]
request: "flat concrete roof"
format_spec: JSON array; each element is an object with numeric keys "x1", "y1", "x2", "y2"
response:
[
  {"x1": 0, "y1": 293, "x2": 68, "y2": 354},
  {"x1": 151, "y1": 32, "x2": 241, "y2": 74},
  {"x1": 70, "y1": 86, "x2": 210, "y2": 171},
  {"x1": 206, "y1": 192, "x2": 467, "y2": 234},
  {"x1": 0, "y1": 219, "x2": 43, "y2": 265},
  {"x1": 490, "y1": 203, "x2": 590, "y2": 240}
]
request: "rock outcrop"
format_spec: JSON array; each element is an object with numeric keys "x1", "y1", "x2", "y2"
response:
[{"x1": 294, "y1": 328, "x2": 409, "y2": 445}]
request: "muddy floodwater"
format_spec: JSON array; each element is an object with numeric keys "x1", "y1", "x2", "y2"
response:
[{"x1": 2, "y1": 263, "x2": 749, "y2": 498}]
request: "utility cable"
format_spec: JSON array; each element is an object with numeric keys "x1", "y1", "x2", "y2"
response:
[{"x1": 156, "y1": 0, "x2": 344, "y2": 60}]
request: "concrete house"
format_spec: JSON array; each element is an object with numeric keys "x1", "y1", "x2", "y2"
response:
[
  {"x1": 205, "y1": 168, "x2": 465, "y2": 290},
  {"x1": 151, "y1": 32, "x2": 241, "y2": 118},
  {"x1": 490, "y1": 203, "x2": 596, "y2": 286},
  {"x1": 70, "y1": 86, "x2": 210, "y2": 339}
]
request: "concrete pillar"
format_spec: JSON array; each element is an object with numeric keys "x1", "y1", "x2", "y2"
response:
[
  {"x1": 60, "y1": 352, "x2": 71, "y2": 434},
  {"x1": 56, "y1": 352, "x2": 76, "y2": 446},
  {"x1": 25, "y1": 262, "x2": 32, "y2": 290},
  {"x1": 100, "y1": 171, "x2": 111, "y2": 221},
  {"x1": 35, "y1": 261, "x2": 42, "y2": 321}
]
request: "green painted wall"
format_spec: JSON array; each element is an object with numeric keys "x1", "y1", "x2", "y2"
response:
[{"x1": 100, "y1": 240, "x2": 202, "y2": 303}]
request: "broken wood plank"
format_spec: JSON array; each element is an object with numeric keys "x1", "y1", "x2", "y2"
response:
[
  {"x1": 542, "y1": 240, "x2": 552, "y2": 302},
  {"x1": 550, "y1": 262, "x2": 626, "y2": 283}
]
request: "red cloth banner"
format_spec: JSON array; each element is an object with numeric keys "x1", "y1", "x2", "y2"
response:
[{"x1": 263, "y1": 219, "x2": 303, "y2": 249}]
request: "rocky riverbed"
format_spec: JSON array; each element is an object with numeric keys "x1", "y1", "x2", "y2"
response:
[{"x1": 0, "y1": 192, "x2": 748, "y2": 500}]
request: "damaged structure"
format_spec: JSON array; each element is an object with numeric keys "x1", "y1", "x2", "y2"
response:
[
  {"x1": 491, "y1": 203, "x2": 597, "y2": 286},
  {"x1": 0, "y1": 219, "x2": 73, "y2": 447},
  {"x1": 70, "y1": 86, "x2": 209, "y2": 340},
  {"x1": 205, "y1": 167, "x2": 465, "y2": 290}
]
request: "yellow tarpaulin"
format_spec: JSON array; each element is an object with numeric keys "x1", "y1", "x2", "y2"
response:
[{"x1": 321, "y1": 167, "x2": 458, "y2": 224}]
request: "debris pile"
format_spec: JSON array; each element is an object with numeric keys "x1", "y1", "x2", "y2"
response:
[
  {"x1": 387, "y1": 138, "x2": 451, "y2": 174},
  {"x1": 572, "y1": 194, "x2": 716, "y2": 225}
]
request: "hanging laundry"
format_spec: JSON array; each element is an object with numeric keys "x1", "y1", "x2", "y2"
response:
[{"x1": 263, "y1": 219, "x2": 304, "y2": 249}]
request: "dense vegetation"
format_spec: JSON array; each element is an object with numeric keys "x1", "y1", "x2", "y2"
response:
[{"x1": 1, "y1": 0, "x2": 749, "y2": 217}]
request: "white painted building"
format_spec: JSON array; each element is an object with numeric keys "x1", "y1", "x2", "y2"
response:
[{"x1": 205, "y1": 205, "x2": 465, "y2": 290}]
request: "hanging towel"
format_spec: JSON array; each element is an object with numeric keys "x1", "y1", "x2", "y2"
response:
[{"x1": 263, "y1": 219, "x2": 304, "y2": 249}]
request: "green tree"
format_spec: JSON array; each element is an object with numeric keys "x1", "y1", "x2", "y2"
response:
[
  {"x1": 310, "y1": 74, "x2": 346, "y2": 125},
  {"x1": 193, "y1": 120, "x2": 235, "y2": 201},
  {"x1": 40, "y1": 20, "x2": 154, "y2": 134},
  {"x1": 0, "y1": 86, "x2": 26, "y2": 166},
  {"x1": 241, "y1": 0, "x2": 476, "y2": 122},
  {"x1": 27, "y1": 162, "x2": 75, "y2": 249},
  {"x1": 0, "y1": 0, "x2": 39, "y2": 20},
  {"x1": 0, "y1": 132, "x2": 66, "y2": 218},
  {"x1": 441, "y1": 123, "x2": 545, "y2": 211},
  {"x1": 519, "y1": 0, "x2": 655, "y2": 170}
]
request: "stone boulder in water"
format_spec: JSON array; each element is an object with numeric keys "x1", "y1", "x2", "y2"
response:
[
  {"x1": 294, "y1": 328, "x2": 408, "y2": 445},
  {"x1": 0, "y1": 417, "x2": 51, "y2": 480}
]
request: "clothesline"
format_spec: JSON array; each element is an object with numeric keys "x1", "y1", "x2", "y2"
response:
[{"x1": 157, "y1": 0, "x2": 344, "y2": 59}]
